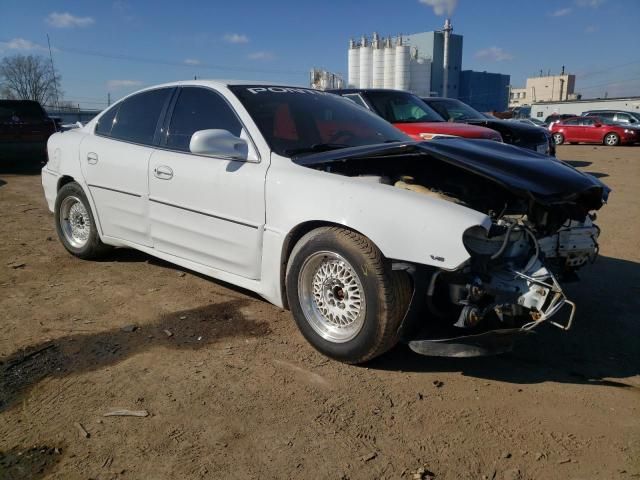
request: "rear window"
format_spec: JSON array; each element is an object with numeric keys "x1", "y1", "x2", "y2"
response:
[
  {"x1": 0, "y1": 101, "x2": 46, "y2": 122},
  {"x1": 108, "y1": 88, "x2": 172, "y2": 145}
]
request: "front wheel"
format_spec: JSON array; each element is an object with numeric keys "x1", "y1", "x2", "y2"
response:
[
  {"x1": 604, "y1": 132, "x2": 620, "y2": 146},
  {"x1": 55, "y1": 182, "x2": 111, "y2": 259},
  {"x1": 286, "y1": 227, "x2": 410, "y2": 364},
  {"x1": 552, "y1": 133, "x2": 564, "y2": 145}
]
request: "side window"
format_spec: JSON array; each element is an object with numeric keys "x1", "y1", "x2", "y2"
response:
[
  {"x1": 95, "y1": 103, "x2": 120, "y2": 136},
  {"x1": 343, "y1": 94, "x2": 368, "y2": 109},
  {"x1": 579, "y1": 118, "x2": 594, "y2": 126},
  {"x1": 110, "y1": 88, "x2": 172, "y2": 145},
  {"x1": 615, "y1": 113, "x2": 630, "y2": 123},
  {"x1": 563, "y1": 118, "x2": 579, "y2": 125},
  {"x1": 166, "y1": 87, "x2": 242, "y2": 152}
]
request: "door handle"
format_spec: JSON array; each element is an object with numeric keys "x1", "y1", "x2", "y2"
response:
[
  {"x1": 153, "y1": 165, "x2": 174, "y2": 180},
  {"x1": 87, "y1": 152, "x2": 98, "y2": 165}
]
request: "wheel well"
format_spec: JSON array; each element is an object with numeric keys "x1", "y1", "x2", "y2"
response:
[
  {"x1": 279, "y1": 221, "x2": 366, "y2": 309},
  {"x1": 57, "y1": 175, "x2": 75, "y2": 191}
]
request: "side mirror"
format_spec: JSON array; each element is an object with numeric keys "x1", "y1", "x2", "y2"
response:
[
  {"x1": 189, "y1": 129, "x2": 248, "y2": 160},
  {"x1": 594, "y1": 123, "x2": 602, "y2": 128}
]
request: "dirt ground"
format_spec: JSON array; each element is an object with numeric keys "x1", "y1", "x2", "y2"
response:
[{"x1": 1, "y1": 145, "x2": 639, "y2": 480}]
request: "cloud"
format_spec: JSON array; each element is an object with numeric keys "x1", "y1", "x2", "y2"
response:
[
  {"x1": 575, "y1": 0, "x2": 605, "y2": 7},
  {"x1": 550, "y1": 7, "x2": 572, "y2": 16},
  {"x1": 585, "y1": 25, "x2": 599, "y2": 33},
  {"x1": 247, "y1": 51, "x2": 275, "y2": 61},
  {"x1": 46, "y1": 12, "x2": 95, "y2": 28},
  {"x1": 223, "y1": 33, "x2": 249, "y2": 44},
  {"x1": 474, "y1": 46, "x2": 514, "y2": 62},
  {"x1": 0, "y1": 38, "x2": 47, "y2": 53},
  {"x1": 107, "y1": 79, "x2": 143, "y2": 89},
  {"x1": 184, "y1": 58, "x2": 201, "y2": 65},
  {"x1": 418, "y1": 0, "x2": 458, "y2": 16}
]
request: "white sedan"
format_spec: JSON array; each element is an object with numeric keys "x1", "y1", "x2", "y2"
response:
[{"x1": 42, "y1": 81, "x2": 609, "y2": 363}]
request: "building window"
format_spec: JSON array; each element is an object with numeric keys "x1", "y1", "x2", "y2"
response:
[{"x1": 522, "y1": 92, "x2": 526, "y2": 99}]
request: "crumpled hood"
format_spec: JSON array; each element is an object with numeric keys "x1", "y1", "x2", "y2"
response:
[{"x1": 294, "y1": 138, "x2": 610, "y2": 209}]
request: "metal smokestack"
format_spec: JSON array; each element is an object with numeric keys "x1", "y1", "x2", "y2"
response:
[{"x1": 442, "y1": 18, "x2": 452, "y2": 98}]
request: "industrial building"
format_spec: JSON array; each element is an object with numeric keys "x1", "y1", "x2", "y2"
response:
[
  {"x1": 459, "y1": 70, "x2": 510, "y2": 112},
  {"x1": 509, "y1": 71, "x2": 577, "y2": 108},
  {"x1": 347, "y1": 33, "x2": 432, "y2": 97},
  {"x1": 530, "y1": 96, "x2": 640, "y2": 120}
]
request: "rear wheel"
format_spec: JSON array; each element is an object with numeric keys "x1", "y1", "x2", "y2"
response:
[
  {"x1": 604, "y1": 132, "x2": 620, "y2": 146},
  {"x1": 552, "y1": 133, "x2": 564, "y2": 145},
  {"x1": 55, "y1": 182, "x2": 111, "y2": 259},
  {"x1": 286, "y1": 227, "x2": 410, "y2": 364}
]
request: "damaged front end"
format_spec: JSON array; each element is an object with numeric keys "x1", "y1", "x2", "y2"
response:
[{"x1": 295, "y1": 139, "x2": 610, "y2": 357}]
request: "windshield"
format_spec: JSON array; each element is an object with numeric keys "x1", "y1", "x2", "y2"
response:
[
  {"x1": 364, "y1": 91, "x2": 444, "y2": 124},
  {"x1": 230, "y1": 86, "x2": 409, "y2": 157},
  {"x1": 424, "y1": 98, "x2": 484, "y2": 121}
]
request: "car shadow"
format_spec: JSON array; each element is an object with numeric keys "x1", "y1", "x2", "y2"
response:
[
  {"x1": 0, "y1": 179, "x2": 6, "y2": 188},
  {"x1": 563, "y1": 160, "x2": 592, "y2": 168},
  {"x1": 369, "y1": 255, "x2": 640, "y2": 387},
  {"x1": 584, "y1": 171, "x2": 610, "y2": 179},
  {"x1": 0, "y1": 299, "x2": 271, "y2": 414},
  {"x1": 94, "y1": 247, "x2": 266, "y2": 302}
]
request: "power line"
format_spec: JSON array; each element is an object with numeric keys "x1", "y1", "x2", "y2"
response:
[{"x1": 579, "y1": 76, "x2": 640, "y2": 90}]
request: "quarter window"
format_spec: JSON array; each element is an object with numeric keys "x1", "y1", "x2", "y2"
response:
[
  {"x1": 109, "y1": 88, "x2": 172, "y2": 145},
  {"x1": 95, "y1": 103, "x2": 120, "y2": 136},
  {"x1": 343, "y1": 94, "x2": 368, "y2": 109},
  {"x1": 165, "y1": 87, "x2": 242, "y2": 152}
]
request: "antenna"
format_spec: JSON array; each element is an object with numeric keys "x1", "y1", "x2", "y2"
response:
[{"x1": 46, "y1": 34, "x2": 60, "y2": 108}]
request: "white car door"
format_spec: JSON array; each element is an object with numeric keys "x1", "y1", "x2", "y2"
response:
[
  {"x1": 80, "y1": 87, "x2": 174, "y2": 246},
  {"x1": 148, "y1": 86, "x2": 266, "y2": 279}
]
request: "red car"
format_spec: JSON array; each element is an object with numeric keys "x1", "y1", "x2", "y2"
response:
[
  {"x1": 330, "y1": 89, "x2": 503, "y2": 142},
  {"x1": 550, "y1": 116, "x2": 638, "y2": 146}
]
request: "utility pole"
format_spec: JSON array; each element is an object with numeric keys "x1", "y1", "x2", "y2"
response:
[
  {"x1": 107, "y1": 92, "x2": 111, "y2": 106},
  {"x1": 46, "y1": 34, "x2": 60, "y2": 108}
]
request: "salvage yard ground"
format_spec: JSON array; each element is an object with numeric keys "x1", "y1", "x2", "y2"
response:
[{"x1": 1, "y1": 145, "x2": 639, "y2": 480}]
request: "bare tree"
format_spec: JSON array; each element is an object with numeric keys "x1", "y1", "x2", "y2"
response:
[{"x1": 0, "y1": 54, "x2": 61, "y2": 105}]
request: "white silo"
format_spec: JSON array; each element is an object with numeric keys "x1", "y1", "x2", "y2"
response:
[
  {"x1": 347, "y1": 38, "x2": 360, "y2": 88},
  {"x1": 410, "y1": 57, "x2": 431, "y2": 97},
  {"x1": 383, "y1": 37, "x2": 395, "y2": 89},
  {"x1": 372, "y1": 32, "x2": 384, "y2": 88},
  {"x1": 359, "y1": 35, "x2": 373, "y2": 89},
  {"x1": 394, "y1": 36, "x2": 410, "y2": 91}
]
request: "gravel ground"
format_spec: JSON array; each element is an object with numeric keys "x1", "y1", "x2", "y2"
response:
[{"x1": 1, "y1": 145, "x2": 639, "y2": 480}]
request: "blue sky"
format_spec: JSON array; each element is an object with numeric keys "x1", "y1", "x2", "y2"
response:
[{"x1": 1, "y1": 0, "x2": 639, "y2": 109}]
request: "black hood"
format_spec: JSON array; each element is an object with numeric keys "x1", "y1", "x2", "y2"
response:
[
  {"x1": 294, "y1": 139, "x2": 610, "y2": 209},
  {"x1": 463, "y1": 119, "x2": 549, "y2": 145}
]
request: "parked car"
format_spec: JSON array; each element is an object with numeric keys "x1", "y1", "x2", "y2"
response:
[
  {"x1": 544, "y1": 114, "x2": 575, "y2": 127},
  {"x1": 510, "y1": 117, "x2": 547, "y2": 128},
  {"x1": 42, "y1": 81, "x2": 608, "y2": 362},
  {"x1": 422, "y1": 97, "x2": 555, "y2": 155},
  {"x1": 328, "y1": 89, "x2": 503, "y2": 142},
  {"x1": 582, "y1": 110, "x2": 640, "y2": 125},
  {"x1": 0, "y1": 100, "x2": 57, "y2": 161},
  {"x1": 550, "y1": 116, "x2": 638, "y2": 146}
]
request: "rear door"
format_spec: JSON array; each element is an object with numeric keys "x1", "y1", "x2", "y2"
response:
[
  {"x1": 148, "y1": 86, "x2": 266, "y2": 279},
  {"x1": 578, "y1": 117, "x2": 599, "y2": 142},
  {"x1": 80, "y1": 87, "x2": 174, "y2": 246},
  {"x1": 559, "y1": 118, "x2": 580, "y2": 141}
]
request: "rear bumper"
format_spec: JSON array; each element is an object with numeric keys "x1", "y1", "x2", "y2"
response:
[{"x1": 41, "y1": 167, "x2": 59, "y2": 212}]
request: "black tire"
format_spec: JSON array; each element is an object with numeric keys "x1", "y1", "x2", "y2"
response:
[
  {"x1": 603, "y1": 132, "x2": 620, "y2": 146},
  {"x1": 54, "y1": 182, "x2": 111, "y2": 259},
  {"x1": 552, "y1": 133, "x2": 564, "y2": 145},
  {"x1": 286, "y1": 227, "x2": 410, "y2": 364}
]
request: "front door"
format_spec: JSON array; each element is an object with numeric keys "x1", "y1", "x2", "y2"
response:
[
  {"x1": 147, "y1": 86, "x2": 266, "y2": 279},
  {"x1": 80, "y1": 87, "x2": 173, "y2": 246}
]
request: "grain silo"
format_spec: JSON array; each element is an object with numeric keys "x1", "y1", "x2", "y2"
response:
[
  {"x1": 347, "y1": 38, "x2": 360, "y2": 88},
  {"x1": 394, "y1": 36, "x2": 410, "y2": 91},
  {"x1": 383, "y1": 36, "x2": 396, "y2": 88},
  {"x1": 359, "y1": 36, "x2": 373, "y2": 89},
  {"x1": 372, "y1": 32, "x2": 385, "y2": 88}
]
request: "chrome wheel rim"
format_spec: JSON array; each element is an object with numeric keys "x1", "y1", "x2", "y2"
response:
[
  {"x1": 59, "y1": 196, "x2": 91, "y2": 248},
  {"x1": 298, "y1": 251, "x2": 366, "y2": 343},
  {"x1": 553, "y1": 133, "x2": 563, "y2": 144},
  {"x1": 605, "y1": 134, "x2": 618, "y2": 145}
]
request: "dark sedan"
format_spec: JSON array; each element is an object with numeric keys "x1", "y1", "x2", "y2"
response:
[
  {"x1": 0, "y1": 100, "x2": 57, "y2": 161},
  {"x1": 422, "y1": 97, "x2": 556, "y2": 156}
]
